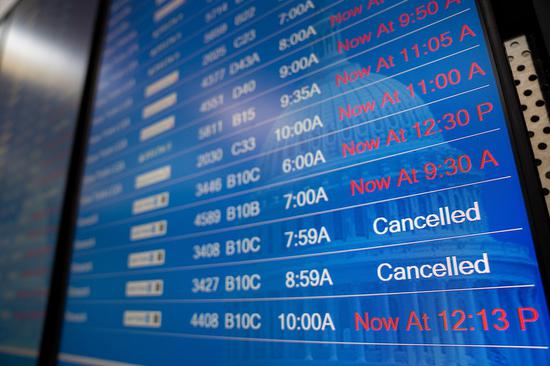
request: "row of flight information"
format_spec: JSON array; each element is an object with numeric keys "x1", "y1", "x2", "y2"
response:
[{"x1": 58, "y1": 0, "x2": 550, "y2": 365}]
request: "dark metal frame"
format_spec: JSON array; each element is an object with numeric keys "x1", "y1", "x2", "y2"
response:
[
  {"x1": 38, "y1": 1, "x2": 109, "y2": 364},
  {"x1": 477, "y1": 0, "x2": 550, "y2": 305}
]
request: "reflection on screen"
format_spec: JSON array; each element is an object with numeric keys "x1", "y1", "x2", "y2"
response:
[
  {"x1": 60, "y1": 0, "x2": 550, "y2": 365},
  {"x1": 0, "y1": 0, "x2": 97, "y2": 364}
]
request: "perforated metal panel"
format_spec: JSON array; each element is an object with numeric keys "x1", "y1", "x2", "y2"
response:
[{"x1": 505, "y1": 36, "x2": 550, "y2": 211}]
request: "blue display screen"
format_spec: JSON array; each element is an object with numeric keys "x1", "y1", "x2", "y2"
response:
[{"x1": 59, "y1": 0, "x2": 550, "y2": 364}]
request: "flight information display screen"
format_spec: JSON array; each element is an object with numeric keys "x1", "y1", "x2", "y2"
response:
[{"x1": 59, "y1": 0, "x2": 550, "y2": 364}]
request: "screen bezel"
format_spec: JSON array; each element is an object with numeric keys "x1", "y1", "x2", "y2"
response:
[{"x1": 46, "y1": 0, "x2": 550, "y2": 363}]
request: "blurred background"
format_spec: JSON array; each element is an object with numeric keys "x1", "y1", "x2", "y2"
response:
[{"x1": 0, "y1": 0, "x2": 97, "y2": 364}]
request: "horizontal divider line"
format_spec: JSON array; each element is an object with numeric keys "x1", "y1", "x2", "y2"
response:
[
  {"x1": 74, "y1": 173, "x2": 512, "y2": 257},
  {"x1": 0, "y1": 346, "x2": 37, "y2": 359},
  {"x1": 68, "y1": 284, "x2": 536, "y2": 305},
  {"x1": 59, "y1": 352, "x2": 139, "y2": 366},
  {"x1": 72, "y1": 227, "x2": 523, "y2": 278},
  {"x1": 100, "y1": 327, "x2": 549, "y2": 350}
]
